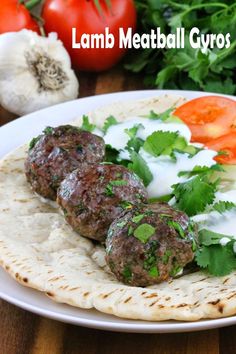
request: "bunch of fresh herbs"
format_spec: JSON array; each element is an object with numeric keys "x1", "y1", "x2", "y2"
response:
[{"x1": 125, "y1": 0, "x2": 236, "y2": 94}]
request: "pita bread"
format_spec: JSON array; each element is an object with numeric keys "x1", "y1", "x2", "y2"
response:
[{"x1": 1, "y1": 94, "x2": 236, "y2": 321}]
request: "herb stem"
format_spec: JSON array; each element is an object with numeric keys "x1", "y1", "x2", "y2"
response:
[
  {"x1": 177, "y1": 2, "x2": 229, "y2": 22},
  {"x1": 24, "y1": 0, "x2": 42, "y2": 10}
]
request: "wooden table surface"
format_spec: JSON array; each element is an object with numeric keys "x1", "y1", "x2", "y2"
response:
[{"x1": 0, "y1": 67, "x2": 236, "y2": 354}]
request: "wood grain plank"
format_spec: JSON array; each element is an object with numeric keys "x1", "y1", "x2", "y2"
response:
[
  {"x1": 95, "y1": 66, "x2": 125, "y2": 94},
  {"x1": 0, "y1": 300, "x2": 37, "y2": 354},
  {"x1": 220, "y1": 325, "x2": 236, "y2": 354},
  {"x1": 30, "y1": 318, "x2": 65, "y2": 354},
  {"x1": 187, "y1": 330, "x2": 219, "y2": 354}
]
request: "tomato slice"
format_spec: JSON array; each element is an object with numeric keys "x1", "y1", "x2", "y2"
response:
[
  {"x1": 206, "y1": 133, "x2": 236, "y2": 165},
  {"x1": 174, "y1": 96, "x2": 236, "y2": 144}
]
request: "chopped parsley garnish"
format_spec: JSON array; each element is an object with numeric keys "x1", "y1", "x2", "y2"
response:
[
  {"x1": 119, "y1": 201, "x2": 133, "y2": 210},
  {"x1": 133, "y1": 223, "x2": 155, "y2": 243},
  {"x1": 143, "y1": 240, "x2": 158, "y2": 271},
  {"x1": 162, "y1": 250, "x2": 172, "y2": 265},
  {"x1": 123, "y1": 266, "x2": 132, "y2": 281},
  {"x1": 132, "y1": 214, "x2": 145, "y2": 223},
  {"x1": 81, "y1": 115, "x2": 96, "y2": 132},
  {"x1": 149, "y1": 266, "x2": 159, "y2": 277},
  {"x1": 102, "y1": 115, "x2": 118, "y2": 133},
  {"x1": 167, "y1": 220, "x2": 185, "y2": 238},
  {"x1": 128, "y1": 151, "x2": 153, "y2": 187},
  {"x1": 110, "y1": 179, "x2": 128, "y2": 186},
  {"x1": 105, "y1": 179, "x2": 127, "y2": 196},
  {"x1": 43, "y1": 126, "x2": 53, "y2": 135},
  {"x1": 29, "y1": 136, "x2": 40, "y2": 150},
  {"x1": 170, "y1": 265, "x2": 183, "y2": 277},
  {"x1": 128, "y1": 226, "x2": 134, "y2": 236},
  {"x1": 105, "y1": 184, "x2": 113, "y2": 197},
  {"x1": 172, "y1": 175, "x2": 219, "y2": 217}
]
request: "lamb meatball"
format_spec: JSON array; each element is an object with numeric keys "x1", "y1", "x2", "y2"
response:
[
  {"x1": 57, "y1": 164, "x2": 148, "y2": 242},
  {"x1": 106, "y1": 202, "x2": 197, "y2": 286},
  {"x1": 25, "y1": 125, "x2": 105, "y2": 200}
]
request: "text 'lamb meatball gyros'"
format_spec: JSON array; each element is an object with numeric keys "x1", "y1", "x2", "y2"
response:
[
  {"x1": 106, "y1": 202, "x2": 197, "y2": 287},
  {"x1": 25, "y1": 125, "x2": 105, "y2": 200},
  {"x1": 57, "y1": 164, "x2": 148, "y2": 242}
]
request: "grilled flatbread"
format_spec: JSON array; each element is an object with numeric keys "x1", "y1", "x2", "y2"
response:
[{"x1": 1, "y1": 94, "x2": 236, "y2": 321}]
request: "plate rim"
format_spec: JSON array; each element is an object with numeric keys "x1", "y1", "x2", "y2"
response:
[{"x1": 1, "y1": 89, "x2": 236, "y2": 333}]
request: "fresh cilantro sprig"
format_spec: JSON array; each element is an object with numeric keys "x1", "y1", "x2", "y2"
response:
[
  {"x1": 144, "y1": 108, "x2": 173, "y2": 121},
  {"x1": 81, "y1": 115, "x2": 96, "y2": 132},
  {"x1": 124, "y1": 123, "x2": 144, "y2": 153},
  {"x1": 143, "y1": 131, "x2": 199, "y2": 159},
  {"x1": 210, "y1": 201, "x2": 236, "y2": 214},
  {"x1": 195, "y1": 229, "x2": 236, "y2": 276},
  {"x1": 172, "y1": 175, "x2": 219, "y2": 217},
  {"x1": 178, "y1": 164, "x2": 224, "y2": 178},
  {"x1": 125, "y1": 1, "x2": 236, "y2": 95},
  {"x1": 102, "y1": 116, "x2": 118, "y2": 133}
]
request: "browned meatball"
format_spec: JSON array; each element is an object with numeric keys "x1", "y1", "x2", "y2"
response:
[
  {"x1": 106, "y1": 202, "x2": 197, "y2": 287},
  {"x1": 25, "y1": 125, "x2": 105, "y2": 200},
  {"x1": 57, "y1": 164, "x2": 148, "y2": 242}
]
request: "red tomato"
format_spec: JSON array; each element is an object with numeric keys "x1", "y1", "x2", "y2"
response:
[
  {"x1": 0, "y1": 0, "x2": 39, "y2": 34},
  {"x1": 174, "y1": 96, "x2": 236, "y2": 144},
  {"x1": 206, "y1": 133, "x2": 236, "y2": 165},
  {"x1": 42, "y1": 0, "x2": 137, "y2": 71}
]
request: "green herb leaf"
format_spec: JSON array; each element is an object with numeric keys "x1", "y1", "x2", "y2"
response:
[
  {"x1": 167, "y1": 220, "x2": 185, "y2": 238},
  {"x1": 143, "y1": 131, "x2": 179, "y2": 157},
  {"x1": 133, "y1": 223, "x2": 155, "y2": 243},
  {"x1": 172, "y1": 175, "x2": 219, "y2": 216},
  {"x1": 43, "y1": 127, "x2": 53, "y2": 135},
  {"x1": 148, "y1": 266, "x2": 159, "y2": 277},
  {"x1": 81, "y1": 115, "x2": 96, "y2": 132},
  {"x1": 195, "y1": 242, "x2": 236, "y2": 277},
  {"x1": 212, "y1": 201, "x2": 236, "y2": 214},
  {"x1": 178, "y1": 164, "x2": 224, "y2": 177},
  {"x1": 143, "y1": 130, "x2": 195, "y2": 159},
  {"x1": 198, "y1": 229, "x2": 234, "y2": 246},
  {"x1": 102, "y1": 115, "x2": 118, "y2": 133},
  {"x1": 132, "y1": 214, "x2": 145, "y2": 223},
  {"x1": 128, "y1": 151, "x2": 153, "y2": 187},
  {"x1": 29, "y1": 136, "x2": 40, "y2": 150},
  {"x1": 145, "y1": 108, "x2": 173, "y2": 121}
]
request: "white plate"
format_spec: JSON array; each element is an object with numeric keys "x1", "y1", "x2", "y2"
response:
[{"x1": 1, "y1": 89, "x2": 236, "y2": 333}]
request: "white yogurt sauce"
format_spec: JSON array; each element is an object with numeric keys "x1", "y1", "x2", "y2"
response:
[
  {"x1": 104, "y1": 117, "x2": 191, "y2": 151},
  {"x1": 142, "y1": 149, "x2": 217, "y2": 197},
  {"x1": 192, "y1": 190, "x2": 236, "y2": 240},
  {"x1": 104, "y1": 117, "x2": 217, "y2": 198}
]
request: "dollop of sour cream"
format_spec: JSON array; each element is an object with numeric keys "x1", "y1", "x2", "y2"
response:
[{"x1": 104, "y1": 116, "x2": 217, "y2": 198}]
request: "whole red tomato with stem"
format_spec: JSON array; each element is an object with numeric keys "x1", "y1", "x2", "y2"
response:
[
  {"x1": 0, "y1": 0, "x2": 40, "y2": 34},
  {"x1": 42, "y1": 0, "x2": 137, "y2": 71}
]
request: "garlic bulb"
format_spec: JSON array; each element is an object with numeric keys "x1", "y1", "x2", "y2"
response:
[{"x1": 0, "y1": 30, "x2": 79, "y2": 115}]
